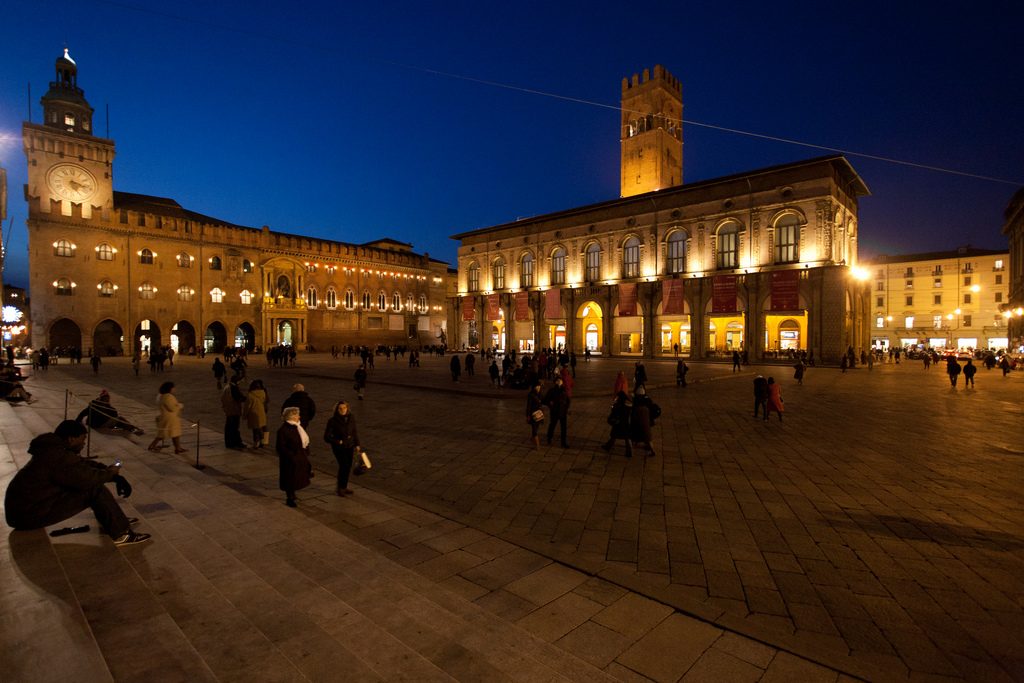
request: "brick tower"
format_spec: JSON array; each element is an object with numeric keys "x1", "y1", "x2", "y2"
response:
[{"x1": 620, "y1": 65, "x2": 683, "y2": 197}]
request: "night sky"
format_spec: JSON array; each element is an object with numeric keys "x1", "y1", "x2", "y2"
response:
[{"x1": 2, "y1": 1, "x2": 1022, "y2": 291}]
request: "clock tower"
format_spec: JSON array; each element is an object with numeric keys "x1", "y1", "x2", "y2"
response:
[
  {"x1": 620, "y1": 65, "x2": 683, "y2": 198},
  {"x1": 23, "y1": 49, "x2": 115, "y2": 219}
]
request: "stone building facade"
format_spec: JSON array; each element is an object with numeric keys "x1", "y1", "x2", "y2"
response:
[
  {"x1": 450, "y1": 66, "x2": 871, "y2": 363},
  {"x1": 1003, "y1": 188, "x2": 1024, "y2": 349},
  {"x1": 23, "y1": 50, "x2": 451, "y2": 355},
  {"x1": 862, "y1": 247, "x2": 1011, "y2": 353}
]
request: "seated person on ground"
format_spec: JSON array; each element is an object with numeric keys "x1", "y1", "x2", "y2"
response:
[
  {"x1": 75, "y1": 390, "x2": 144, "y2": 435},
  {"x1": 4, "y1": 420, "x2": 150, "y2": 546}
]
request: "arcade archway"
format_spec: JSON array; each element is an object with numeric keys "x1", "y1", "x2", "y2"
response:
[
  {"x1": 134, "y1": 320, "x2": 161, "y2": 355},
  {"x1": 576, "y1": 301, "x2": 603, "y2": 354},
  {"x1": 92, "y1": 319, "x2": 123, "y2": 356},
  {"x1": 277, "y1": 320, "x2": 293, "y2": 345},
  {"x1": 171, "y1": 321, "x2": 196, "y2": 355},
  {"x1": 204, "y1": 321, "x2": 228, "y2": 353},
  {"x1": 49, "y1": 318, "x2": 82, "y2": 351},
  {"x1": 235, "y1": 322, "x2": 256, "y2": 351}
]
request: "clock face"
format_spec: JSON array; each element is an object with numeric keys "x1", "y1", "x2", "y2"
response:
[{"x1": 47, "y1": 163, "x2": 97, "y2": 202}]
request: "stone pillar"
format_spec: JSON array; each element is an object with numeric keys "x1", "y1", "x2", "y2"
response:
[
  {"x1": 642, "y1": 281, "x2": 657, "y2": 359},
  {"x1": 690, "y1": 278, "x2": 706, "y2": 359}
]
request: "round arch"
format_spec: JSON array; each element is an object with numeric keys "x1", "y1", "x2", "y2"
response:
[
  {"x1": 92, "y1": 319, "x2": 123, "y2": 356},
  {"x1": 170, "y1": 321, "x2": 196, "y2": 355},
  {"x1": 576, "y1": 300, "x2": 604, "y2": 354},
  {"x1": 204, "y1": 321, "x2": 228, "y2": 353},
  {"x1": 235, "y1": 322, "x2": 256, "y2": 351},
  {"x1": 134, "y1": 320, "x2": 161, "y2": 354},
  {"x1": 49, "y1": 318, "x2": 82, "y2": 351}
]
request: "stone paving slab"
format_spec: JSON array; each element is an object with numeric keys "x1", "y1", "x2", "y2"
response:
[{"x1": 8, "y1": 353, "x2": 1023, "y2": 680}]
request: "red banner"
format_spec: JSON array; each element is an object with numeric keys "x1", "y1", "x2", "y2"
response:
[
  {"x1": 618, "y1": 283, "x2": 638, "y2": 316},
  {"x1": 486, "y1": 294, "x2": 500, "y2": 321},
  {"x1": 545, "y1": 288, "x2": 562, "y2": 319},
  {"x1": 462, "y1": 296, "x2": 475, "y2": 321},
  {"x1": 662, "y1": 279, "x2": 685, "y2": 315},
  {"x1": 515, "y1": 291, "x2": 530, "y2": 321},
  {"x1": 770, "y1": 270, "x2": 800, "y2": 311},
  {"x1": 712, "y1": 275, "x2": 737, "y2": 313}
]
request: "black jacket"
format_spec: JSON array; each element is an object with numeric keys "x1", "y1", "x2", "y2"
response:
[
  {"x1": 323, "y1": 413, "x2": 360, "y2": 452},
  {"x1": 282, "y1": 391, "x2": 317, "y2": 426},
  {"x1": 4, "y1": 434, "x2": 115, "y2": 530}
]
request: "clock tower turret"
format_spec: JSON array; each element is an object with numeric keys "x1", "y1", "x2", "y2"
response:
[
  {"x1": 620, "y1": 65, "x2": 683, "y2": 197},
  {"x1": 23, "y1": 48, "x2": 115, "y2": 218}
]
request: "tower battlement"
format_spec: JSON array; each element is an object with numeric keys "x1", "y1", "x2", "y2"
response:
[{"x1": 621, "y1": 64, "x2": 682, "y2": 96}]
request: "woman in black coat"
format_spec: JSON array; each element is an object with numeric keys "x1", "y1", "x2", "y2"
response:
[
  {"x1": 276, "y1": 407, "x2": 311, "y2": 507},
  {"x1": 525, "y1": 382, "x2": 544, "y2": 449},
  {"x1": 323, "y1": 400, "x2": 359, "y2": 496},
  {"x1": 601, "y1": 391, "x2": 633, "y2": 458}
]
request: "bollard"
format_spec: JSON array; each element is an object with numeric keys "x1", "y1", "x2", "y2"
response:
[{"x1": 192, "y1": 419, "x2": 205, "y2": 470}]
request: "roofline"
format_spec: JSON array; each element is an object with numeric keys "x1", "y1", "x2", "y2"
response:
[
  {"x1": 862, "y1": 247, "x2": 1007, "y2": 264},
  {"x1": 450, "y1": 155, "x2": 870, "y2": 240}
]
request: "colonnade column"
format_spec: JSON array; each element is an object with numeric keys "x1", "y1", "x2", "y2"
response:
[{"x1": 690, "y1": 279, "x2": 706, "y2": 359}]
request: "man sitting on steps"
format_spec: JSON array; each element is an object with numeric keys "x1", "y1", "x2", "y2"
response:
[{"x1": 4, "y1": 420, "x2": 150, "y2": 546}]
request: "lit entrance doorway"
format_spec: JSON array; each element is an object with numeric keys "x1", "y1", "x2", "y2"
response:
[
  {"x1": 491, "y1": 312, "x2": 505, "y2": 352},
  {"x1": 553, "y1": 325, "x2": 566, "y2": 350},
  {"x1": 92, "y1": 319, "x2": 123, "y2": 356},
  {"x1": 204, "y1": 321, "x2": 228, "y2": 354},
  {"x1": 707, "y1": 316, "x2": 744, "y2": 355},
  {"x1": 657, "y1": 300, "x2": 691, "y2": 356},
  {"x1": 235, "y1": 323, "x2": 256, "y2": 351},
  {"x1": 277, "y1": 320, "x2": 293, "y2": 345},
  {"x1": 170, "y1": 321, "x2": 196, "y2": 355},
  {"x1": 49, "y1": 317, "x2": 82, "y2": 351},
  {"x1": 577, "y1": 301, "x2": 603, "y2": 354},
  {"x1": 134, "y1": 320, "x2": 161, "y2": 355},
  {"x1": 613, "y1": 302, "x2": 644, "y2": 355}
]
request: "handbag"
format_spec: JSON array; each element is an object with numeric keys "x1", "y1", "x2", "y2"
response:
[
  {"x1": 531, "y1": 409, "x2": 545, "y2": 423},
  {"x1": 353, "y1": 449, "x2": 372, "y2": 475}
]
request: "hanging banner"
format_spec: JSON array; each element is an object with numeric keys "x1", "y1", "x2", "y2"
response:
[
  {"x1": 770, "y1": 270, "x2": 800, "y2": 311},
  {"x1": 712, "y1": 275, "x2": 737, "y2": 313},
  {"x1": 515, "y1": 291, "x2": 530, "y2": 321},
  {"x1": 618, "y1": 283, "x2": 638, "y2": 316},
  {"x1": 662, "y1": 279, "x2": 685, "y2": 315},
  {"x1": 486, "y1": 294, "x2": 500, "y2": 321},
  {"x1": 545, "y1": 288, "x2": 562, "y2": 319},
  {"x1": 462, "y1": 296, "x2": 476, "y2": 321}
]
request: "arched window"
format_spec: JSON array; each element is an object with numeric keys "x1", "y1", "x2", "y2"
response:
[
  {"x1": 139, "y1": 282, "x2": 156, "y2": 299},
  {"x1": 716, "y1": 222, "x2": 741, "y2": 270},
  {"x1": 377, "y1": 291, "x2": 386, "y2": 310},
  {"x1": 774, "y1": 214, "x2": 800, "y2": 264},
  {"x1": 492, "y1": 258, "x2": 506, "y2": 290},
  {"x1": 210, "y1": 287, "x2": 224, "y2": 303},
  {"x1": 139, "y1": 248, "x2": 154, "y2": 265},
  {"x1": 95, "y1": 242, "x2": 115, "y2": 261},
  {"x1": 419, "y1": 294, "x2": 428, "y2": 313},
  {"x1": 344, "y1": 289, "x2": 355, "y2": 310},
  {"x1": 97, "y1": 279, "x2": 116, "y2": 297},
  {"x1": 622, "y1": 237, "x2": 641, "y2": 278},
  {"x1": 667, "y1": 231, "x2": 687, "y2": 274},
  {"x1": 177, "y1": 286, "x2": 194, "y2": 302},
  {"x1": 407, "y1": 293, "x2": 415, "y2": 312},
  {"x1": 393, "y1": 292, "x2": 402, "y2": 311},
  {"x1": 177, "y1": 251, "x2": 192, "y2": 268},
  {"x1": 240, "y1": 289, "x2": 253, "y2": 305},
  {"x1": 242, "y1": 259, "x2": 254, "y2": 273},
  {"x1": 54, "y1": 278, "x2": 74, "y2": 296},
  {"x1": 468, "y1": 262, "x2": 481, "y2": 291},
  {"x1": 209, "y1": 255, "x2": 222, "y2": 271},
  {"x1": 362, "y1": 291, "x2": 371, "y2": 309},
  {"x1": 306, "y1": 286, "x2": 318, "y2": 309},
  {"x1": 326, "y1": 287, "x2": 337, "y2": 309},
  {"x1": 520, "y1": 253, "x2": 534, "y2": 288},
  {"x1": 551, "y1": 247, "x2": 566, "y2": 285},
  {"x1": 53, "y1": 239, "x2": 75, "y2": 257},
  {"x1": 585, "y1": 243, "x2": 602, "y2": 282}
]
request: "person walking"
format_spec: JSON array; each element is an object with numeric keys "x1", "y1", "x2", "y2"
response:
[
  {"x1": 569, "y1": 351, "x2": 577, "y2": 378},
  {"x1": 244, "y1": 379, "x2": 269, "y2": 448},
  {"x1": 630, "y1": 386, "x2": 659, "y2": 457},
  {"x1": 793, "y1": 360, "x2": 806, "y2": 385},
  {"x1": 676, "y1": 359, "x2": 689, "y2": 387},
  {"x1": 765, "y1": 377, "x2": 784, "y2": 422},
  {"x1": 946, "y1": 356, "x2": 962, "y2": 388},
  {"x1": 90, "y1": 353, "x2": 101, "y2": 374},
  {"x1": 323, "y1": 401, "x2": 359, "y2": 496},
  {"x1": 999, "y1": 355, "x2": 1011, "y2": 377},
  {"x1": 221, "y1": 378, "x2": 246, "y2": 450},
  {"x1": 130, "y1": 351, "x2": 140, "y2": 377},
  {"x1": 732, "y1": 350, "x2": 741, "y2": 372},
  {"x1": 525, "y1": 382, "x2": 544, "y2": 449},
  {"x1": 212, "y1": 357, "x2": 227, "y2": 390},
  {"x1": 488, "y1": 360, "x2": 500, "y2": 386},
  {"x1": 634, "y1": 360, "x2": 648, "y2": 391},
  {"x1": 613, "y1": 370, "x2": 628, "y2": 396},
  {"x1": 543, "y1": 375, "x2": 570, "y2": 448},
  {"x1": 963, "y1": 358, "x2": 977, "y2": 388},
  {"x1": 282, "y1": 383, "x2": 317, "y2": 429},
  {"x1": 276, "y1": 407, "x2": 312, "y2": 508},
  {"x1": 753, "y1": 375, "x2": 769, "y2": 418},
  {"x1": 449, "y1": 354, "x2": 461, "y2": 382},
  {"x1": 353, "y1": 364, "x2": 368, "y2": 400},
  {"x1": 601, "y1": 391, "x2": 633, "y2": 458},
  {"x1": 148, "y1": 382, "x2": 186, "y2": 453},
  {"x1": 465, "y1": 352, "x2": 475, "y2": 377}
]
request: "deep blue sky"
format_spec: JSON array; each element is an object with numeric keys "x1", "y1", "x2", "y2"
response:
[{"x1": 2, "y1": 1, "x2": 1022, "y2": 290}]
